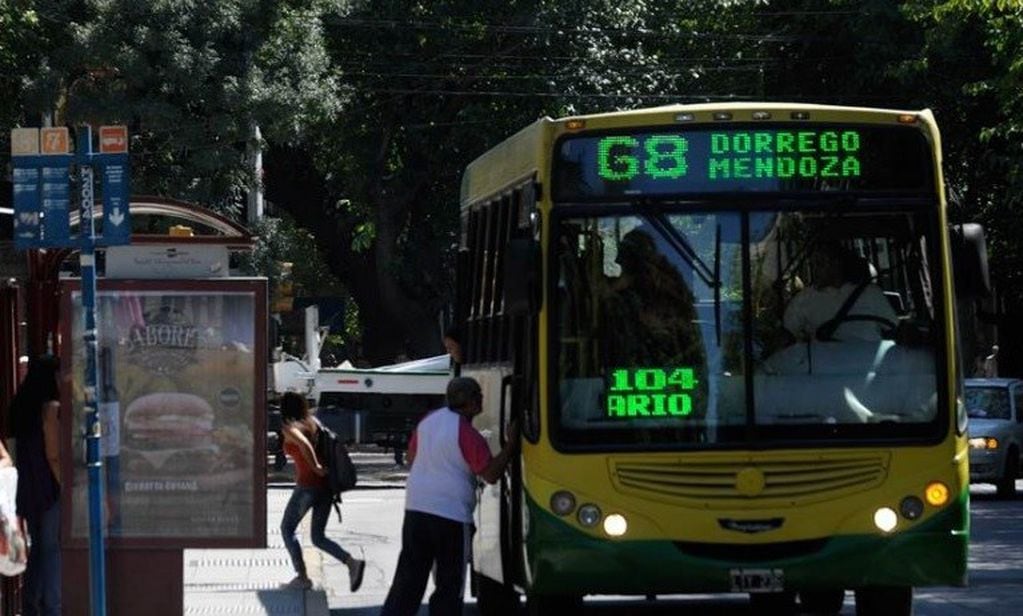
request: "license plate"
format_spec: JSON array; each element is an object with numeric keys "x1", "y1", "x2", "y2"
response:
[{"x1": 729, "y1": 568, "x2": 785, "y2": 593}]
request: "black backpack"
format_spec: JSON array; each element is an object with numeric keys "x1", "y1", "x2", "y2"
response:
[{"x1": 314, "y1": 420, "x2": 358, "y2": 521}]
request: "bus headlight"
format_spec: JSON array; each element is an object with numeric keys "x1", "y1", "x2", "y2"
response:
[
  {"x1": 873, "y1": 507, "x2": 898, "y2": 533},
  {"x1": 577, "y1": 504, "x2": 602, "y2": 527},
  {"x1": 550, "y1": 491, "x2": 576, "y2": 516},
  {"x1": 603, "y1": 513, "x2": 628, "y2": 537},
  {"x1": 969, "y1": 437, "x2": 999, "y2": 450}
]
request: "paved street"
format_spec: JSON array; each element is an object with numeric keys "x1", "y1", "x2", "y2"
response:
[{"x1": 185, "y1": 451, "x2": 1023, "y2": 615}]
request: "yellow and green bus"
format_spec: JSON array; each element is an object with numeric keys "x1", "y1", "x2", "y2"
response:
[{"x1": 455, "y1": 103, "x2": 988, "y2": 615}]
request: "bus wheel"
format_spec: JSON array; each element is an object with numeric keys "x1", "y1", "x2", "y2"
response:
[
  {"x1": 526, "y1": 593, "x2": 582, "y2": 616},
  {"x1": 855, "y1": 586, "x2": 912, "y2": 616},
  {"x1": 996, "y1": 450, "x2": 1018, "y2": 498},
  {"x1": 799, "y1": 589, "x2": 845, "y2": 614},
  {"x1": 748, "y1": 591, "x2": 796, "y2": 614},
  {"x1": 474, "y1": 573, "x2": 519, "y2": 616}
]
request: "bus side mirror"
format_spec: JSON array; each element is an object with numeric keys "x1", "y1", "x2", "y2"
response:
[
  {"x1": 950, "y1": 223, "x2": 990, "y2": 298},
  {"x1": 505, "y1": 238, "x2": 541, "y2": 316}
]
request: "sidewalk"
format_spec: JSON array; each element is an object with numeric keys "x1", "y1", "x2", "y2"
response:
[{"x1": 183, "y1": 451, "x2": 409, "y2": 616}]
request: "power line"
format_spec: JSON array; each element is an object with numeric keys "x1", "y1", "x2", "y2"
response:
[
  {"x1": 338, "y1": 67, "x2": 769, "y2": 81},
  {"x1": 364, "y1": 89, "x2": 757, "y2": 100}
]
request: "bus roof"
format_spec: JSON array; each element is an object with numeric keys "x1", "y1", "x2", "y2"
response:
[
  {"x1": 460, "y1": 117, "x2": 552, "y2": 208},
  {"x1": 557, "y1": 101, "x2": 930, "y2": 123}
]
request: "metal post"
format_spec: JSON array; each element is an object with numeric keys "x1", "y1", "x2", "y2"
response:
[{"x1": 77, "y1": 124, "x2": 107, "y2": 616}]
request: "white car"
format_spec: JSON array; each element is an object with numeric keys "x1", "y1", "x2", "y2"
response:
[{"x1": 966, "y1": 378, "x2": 1023, "y2": 497}]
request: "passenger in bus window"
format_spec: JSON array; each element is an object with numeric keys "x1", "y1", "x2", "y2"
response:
[
  {"x1": 782, "y1": 244, "x2": 897, "y2": 343},
  {"x1": 600, "y1": 228, "x2": 704, "y2": 369}
]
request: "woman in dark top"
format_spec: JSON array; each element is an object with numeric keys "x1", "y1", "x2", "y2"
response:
[{"x1": 10, "y1": 355, "x2": 61, "y2": 616}]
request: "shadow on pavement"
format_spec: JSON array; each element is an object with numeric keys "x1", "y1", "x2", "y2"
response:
[{"x1": 328, "y1": 596, "x2": 793, "y2": 615}]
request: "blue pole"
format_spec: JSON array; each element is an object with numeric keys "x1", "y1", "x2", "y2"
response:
[{"x1": 77, "y1": 125, "x2": 107, "y2": 616}]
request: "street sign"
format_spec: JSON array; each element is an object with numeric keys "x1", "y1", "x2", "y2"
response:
[
  {"x1": 40, "y1": 127, "x2": 70, "y2": 154},
  {"x1": 11, "y1": 163, "x2": 41, "y2": 245},
  {"x1": 99, "y1": 125, "x2": 128, "y2": 153},
  {"x1": 10, "y1": 127, "x2": 39, "y2": 155},
  {"x1": 8, "y1": 125, "x2": 136, "y2": 616},
  {"x1": 41, "y1": 164, "x2": 72, "y2": 245},
  {"x1": 8, "y1": 126, "x2": 132, "y2": 249},
  {"x1": 7, "y1": 122, "x2": 128, "y2": 609},
  {"x1": 99, "y1": 126, "x2": 131, "y2": 245}
]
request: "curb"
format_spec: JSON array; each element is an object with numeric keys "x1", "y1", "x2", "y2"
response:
[{"x1": 304, "y1": 589, "x2": 330, "y2": 616}]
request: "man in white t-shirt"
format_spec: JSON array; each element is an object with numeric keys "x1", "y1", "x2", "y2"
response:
[
  {"x1": 783, "y1": 245, "x2": 898, "y2": 342},
  {"x1": 381, "y1": 377, "x2": 519, "y2": 616}
]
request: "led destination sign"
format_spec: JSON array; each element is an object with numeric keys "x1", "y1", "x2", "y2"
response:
[
  {"x1": 606, "y1": 367, "x2": 698, "y2": 419},
  {"x1": 597, "y1": 130, "x2": 863, "y2": 182},
  {"x1": 554, "y1": 125, "x2": 932, "y2": 199}
]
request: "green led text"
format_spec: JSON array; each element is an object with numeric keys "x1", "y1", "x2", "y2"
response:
[
  {"x1": 595, "y1": 130, "x2": 863, "y2": 183},
  {"x1": 708, "y1": 130, "x2": 861, "y2": 180},
  {"x1": 598, "y1": 134, "x2": 688, "y2": 181},
  {"x1": 607, "y1": 367, "x2": 698, "y2": 419}
]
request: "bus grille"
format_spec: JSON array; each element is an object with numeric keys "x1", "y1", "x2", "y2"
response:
[{"x1": 611, "y1": 453, "x2": 890, "y2": 507}]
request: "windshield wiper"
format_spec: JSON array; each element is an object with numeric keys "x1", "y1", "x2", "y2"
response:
[
  {"x1": 639, "y1": 210, "x2": 718, "y2": 289},
  {"x1": 638, "y1": 207, "x2": 723, "y2": 345}
]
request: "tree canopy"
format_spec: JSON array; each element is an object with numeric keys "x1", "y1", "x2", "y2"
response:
[{"x1": 2, "y1": 0, "x2": 1021, "y2": 364}]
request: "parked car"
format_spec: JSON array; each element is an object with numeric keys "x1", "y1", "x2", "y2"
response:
[{"x1": 966, "y1": 377, "x2": 1023, "y2": 497}]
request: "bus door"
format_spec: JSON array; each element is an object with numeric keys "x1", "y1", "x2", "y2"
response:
[{"x1": 471, "y1": 366, "x2": 513, "y2": 583}]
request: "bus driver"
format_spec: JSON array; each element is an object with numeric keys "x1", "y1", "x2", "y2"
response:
[{"x1": 783, "y1": 244, "x2": 898, "y2": 343}]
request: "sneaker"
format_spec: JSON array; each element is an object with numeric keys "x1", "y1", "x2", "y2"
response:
[
  {"x1": 348, "y1": 558, "x2": 366, "y2": 593},
  {"x1": 282, "y1": 575, "x2": 312, "y2": 591}
]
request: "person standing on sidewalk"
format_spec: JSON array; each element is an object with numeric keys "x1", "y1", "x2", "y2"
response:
[
  {"x1": 278, "y1": 392, "x2": 365, "y2": 592},
  {"x1": 381, "y1": 377, "x2": 519, "y2": 616},
  {"x1": 10, "y1": 355, "x2": 62, "y2": 616}
]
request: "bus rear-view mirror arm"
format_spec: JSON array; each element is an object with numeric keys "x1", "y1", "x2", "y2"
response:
[{"x1": 950, "y1": 223, "x2": 990, "y2": 298}]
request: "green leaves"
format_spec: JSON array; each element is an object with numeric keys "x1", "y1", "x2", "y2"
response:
[{"x1": 4, "y1": 0, "x2": 1023, "y2": 353}]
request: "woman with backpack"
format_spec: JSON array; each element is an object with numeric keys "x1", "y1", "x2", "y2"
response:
[{"x1": 279, "y1": 392, "x2": 365, "y2": 592}]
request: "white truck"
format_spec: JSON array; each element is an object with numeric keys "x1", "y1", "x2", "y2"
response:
[{"x1": 270, "y1": 306, "x2": 451, "y2": 462}]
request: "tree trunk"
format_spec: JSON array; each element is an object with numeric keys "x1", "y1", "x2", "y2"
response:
[{"x1": 266, "y1": 145, "x2": 442, "y2": 367}]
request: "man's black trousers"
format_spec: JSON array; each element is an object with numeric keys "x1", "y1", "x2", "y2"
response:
[{"x1": 381, "y1": 510, "x2": 472, "y2": 616}]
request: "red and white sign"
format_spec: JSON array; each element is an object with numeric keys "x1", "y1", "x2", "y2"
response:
[{"x1": 99, "y1": 125, "x2": 128, "y2": 153}]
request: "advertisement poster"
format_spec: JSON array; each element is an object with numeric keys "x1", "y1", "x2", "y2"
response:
[{"x1": 64, "y1": 282, "x2": 265, "y2": 546}]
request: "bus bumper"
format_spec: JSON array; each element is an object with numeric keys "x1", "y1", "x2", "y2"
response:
[{"x1": 525, "y1": 496, "x2": 968, "y2": 595}]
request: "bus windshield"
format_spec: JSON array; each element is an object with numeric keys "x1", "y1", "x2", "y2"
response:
[{"x1": 552, "y1": 206, "x2": 945, "y2": 449}]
